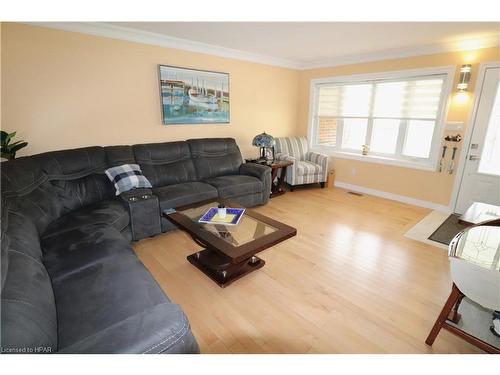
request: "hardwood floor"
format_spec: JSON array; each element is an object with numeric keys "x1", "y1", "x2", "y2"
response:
[{"x1": 133, "y1": 187, "x2": 482, "y2": 353}]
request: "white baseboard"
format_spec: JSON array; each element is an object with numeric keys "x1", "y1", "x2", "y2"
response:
[{"x1": 334, "y1": 181, "x2": 451, "y2": 213}]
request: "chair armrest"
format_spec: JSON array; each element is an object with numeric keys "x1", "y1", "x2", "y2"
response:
[
  {"x1": 306, "y1": 151, "x2": 328, "y2": 168},
  {"x1": 306, "y1": 151, "x2": 329, "y2": 180},
  {"x1": 58, "y1": 303, "x2": 199, "y2": 354}
]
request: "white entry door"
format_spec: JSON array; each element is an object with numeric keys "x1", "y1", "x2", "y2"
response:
[{"x1": 455, "y1": 65, "x2": 500, "y2": 213}]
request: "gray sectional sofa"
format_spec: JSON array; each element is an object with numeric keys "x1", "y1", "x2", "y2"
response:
[{"x1": 0, "y1": 138, "x2": 271, "y2": 354}]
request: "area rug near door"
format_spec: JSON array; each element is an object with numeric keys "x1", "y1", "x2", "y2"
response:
[
  {"x1": 428, "y1": 214, "x2": 468, "y2": 245},
  {"x1": 404, "y1": 210, "x2": 465, "y2": 249}
]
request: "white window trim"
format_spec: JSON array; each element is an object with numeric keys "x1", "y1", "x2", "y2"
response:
[{"x1": 307, "y1": 66, "x2": 456, "y2": 171}]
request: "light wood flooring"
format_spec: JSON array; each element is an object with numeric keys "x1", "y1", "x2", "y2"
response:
[{"x1": 133, "y1": 187, "x2": 482, "y2": 353}]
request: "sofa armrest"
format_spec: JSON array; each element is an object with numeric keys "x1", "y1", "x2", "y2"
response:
[
  {"x1": 119, "y1": 187, "x2": 153, "y2": 200},
  {"x1": 306, "y1": 151, "x2": 329, "y2": 180},
  {"x1": 239, "y1": 163, "x2": 272, "y2": 204},
  {"x1": 239, "y1": 162, "x2": 270, "y2": 180},
  {"x1": 58, "y1": 303, "x2": 199, "y2": 354}
]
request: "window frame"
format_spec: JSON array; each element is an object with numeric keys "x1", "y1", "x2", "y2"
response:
[{"x1": 308, "y1": 66, "x2": 456, "y2": 171}]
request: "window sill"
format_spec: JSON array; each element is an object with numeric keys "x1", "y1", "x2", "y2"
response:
[{"x1": 312, "y1": 148, "x2": 437, "y2": 172}]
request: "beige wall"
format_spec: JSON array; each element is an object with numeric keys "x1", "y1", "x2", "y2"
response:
[
  {"x1": 1, "y1": 23, "x2": 300, "y2": 158},
  {"x1": 2, "y1": 22, "x2": 499, "y2": 207},
  {"x1": 298, "y1": 47, "x2": 500, "y2": 206}
]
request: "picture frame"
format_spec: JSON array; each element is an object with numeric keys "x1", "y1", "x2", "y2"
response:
[
  {"x1": 264, "y1": 147, "x2": 275, "y2": 162},
  {"x1": 158, "y1": 65, "x2": 230, "y2": 125}
]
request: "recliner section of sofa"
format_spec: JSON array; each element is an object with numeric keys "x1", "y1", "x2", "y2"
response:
[
  {"x1": 187, "y1": 138, "x2": 271, "y2": 207},
  {"x1": 1, "y1": 137, "x2": 271, "y2": 354},
  {"x1": 132, "y1": 138, "x2": 270, "y2": 231}
]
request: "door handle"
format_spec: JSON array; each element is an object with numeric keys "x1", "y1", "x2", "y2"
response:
[{"x1": 469, "y1": 155, "x2": 480, "y2": 161}]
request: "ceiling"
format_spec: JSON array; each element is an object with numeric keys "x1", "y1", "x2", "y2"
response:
[{"x1": 38, "y1": 22, "x2": 500, "y2": 69}]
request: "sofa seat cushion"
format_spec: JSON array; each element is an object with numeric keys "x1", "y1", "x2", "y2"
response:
[
  {"x1": 41, "y1": 224, "x2": 134, "y2": 282},
  {"x1": 153, "y1": 182, "x2": 218, "y2": 210},
  {"x1": 204, "y1": 175, "x2": 263, "y2": 198},
  {"x1": 295, "y1": 160, "x2": 323, "y2": 176},
  {"x1": 42, "y1": 199, "x2": 129, "y2": 239},
  {"x1": 49, "y1": 241, "x2": 169, "y2": 349}
]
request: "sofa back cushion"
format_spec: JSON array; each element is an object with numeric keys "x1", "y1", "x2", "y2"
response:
[
  {"x1": 1, "y1": 155, "x2": 47, "y2": 198},
  {"x1": 40, "y1": 147, "x2": 115, "y2": 214},
  {"x1": 105, "y1": 145, "x2": 136, "y2": 168},
  {"x1": 1, "y1": 156, "x2": 63, "y2": 234},
  {"x1": 187, "y1": 138, "x2": 243, "y2": 180},
  {"x1": 132, "y1": 141, "x2": 197, "y2": 187}
]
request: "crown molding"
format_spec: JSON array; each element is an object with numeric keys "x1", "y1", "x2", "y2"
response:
[
  {"x1": 295, "y1": 33, "x2": 500, "y2": 69},
  {"x1": 28, "y1": 22, "x2": 302, "y2": 69},
  {"x1": 27, "y1": 22, "x2": 500, "y2": 71}
]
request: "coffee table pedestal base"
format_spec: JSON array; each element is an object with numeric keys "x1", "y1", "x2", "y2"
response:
[{"x1": 187, "y1": 248, "x2": 265, "y2": 288}]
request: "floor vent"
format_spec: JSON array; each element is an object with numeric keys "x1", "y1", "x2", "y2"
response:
[{"x1": 347, "y1": 191, "x2": 363, "y2": 196}]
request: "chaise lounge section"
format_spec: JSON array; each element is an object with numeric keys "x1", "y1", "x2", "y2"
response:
[{"x1": 0, "y1": 138, "x2": 271, "y2": 354}]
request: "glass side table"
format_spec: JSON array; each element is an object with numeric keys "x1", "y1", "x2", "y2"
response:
[{"x1": 425, "y1": 222, "x2": 500, "y2": 353}]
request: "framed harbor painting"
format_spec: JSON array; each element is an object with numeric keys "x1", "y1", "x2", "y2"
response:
[{"x1": 158, "y1": 65, "x2": 230, "y2": 125}]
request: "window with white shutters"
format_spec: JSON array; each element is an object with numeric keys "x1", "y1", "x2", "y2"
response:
[{"x1": 311, "y1": 68, "x2": 453, "y2": 170}]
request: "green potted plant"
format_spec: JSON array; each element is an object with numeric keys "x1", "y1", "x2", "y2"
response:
[{"x1": 1, "y1": 131, "x2": 28, "y2": 160}]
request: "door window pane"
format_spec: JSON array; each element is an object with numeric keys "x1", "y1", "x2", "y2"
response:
[
  {"x1": 341, "y1": 84, "x2": 372, "y2": 117},
  {"x1": 478, "y1": 81, "x2": 500, "y2": 175},
  {"x1": 341, "y1": 119, "x2": 368, "y2": 150},
  {"x1": 403, "y1": 120, "x2": 435, "y2": 158},
  {"x1": 370, "y1": 119, "x2": 400, "y2": 154}
]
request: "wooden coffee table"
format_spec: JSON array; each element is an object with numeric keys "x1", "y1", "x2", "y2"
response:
[{"x1": 163, "y1": 199, "x2": 297, "y2": 287}]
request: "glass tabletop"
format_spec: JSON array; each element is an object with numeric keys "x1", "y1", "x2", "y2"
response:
[
  {"x1": 460, "y1": 202, "x2": 500, "y2": 225},
  {"x1": 177, "y1": 202, "x2": 278, "y2": 247},
  {"x1": 453, "y1": 226, "x2": 500, "y2": 271}
]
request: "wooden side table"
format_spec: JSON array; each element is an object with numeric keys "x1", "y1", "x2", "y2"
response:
[
  {"x1": 244, "y1": 159, "x2": 293, "y2": 198},
  {"x1": 425, "y1": 221, "x2": 500, "y2": 353},
  {"x1": 269, "y1": 160, "x2": 293, "y2": 198}
]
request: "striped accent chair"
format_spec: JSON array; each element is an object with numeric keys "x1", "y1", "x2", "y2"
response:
[{"x1": 274, "y1": 136, "x2": 329, "y2": 189}]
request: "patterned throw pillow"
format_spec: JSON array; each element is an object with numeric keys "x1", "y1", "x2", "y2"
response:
[{"x1": 105, "y1": 164, "x2": 152, "y2": 196}]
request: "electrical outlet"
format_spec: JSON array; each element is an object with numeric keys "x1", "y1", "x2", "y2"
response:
[{"x1": 351, "y1": 167, "x2": 356, "y2": 176}]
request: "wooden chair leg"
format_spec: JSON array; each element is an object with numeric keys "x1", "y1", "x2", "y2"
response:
[
  {"x1": 425, "y1": 284, "x2": 463, "y2": 346},
  {"x1": 449, "y1": 293, "x2": 465, "y2": 324}
]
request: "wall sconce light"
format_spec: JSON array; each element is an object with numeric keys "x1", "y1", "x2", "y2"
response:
[{"x1": 457, "y1": 64, "x2": 472, "y2": 91}]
